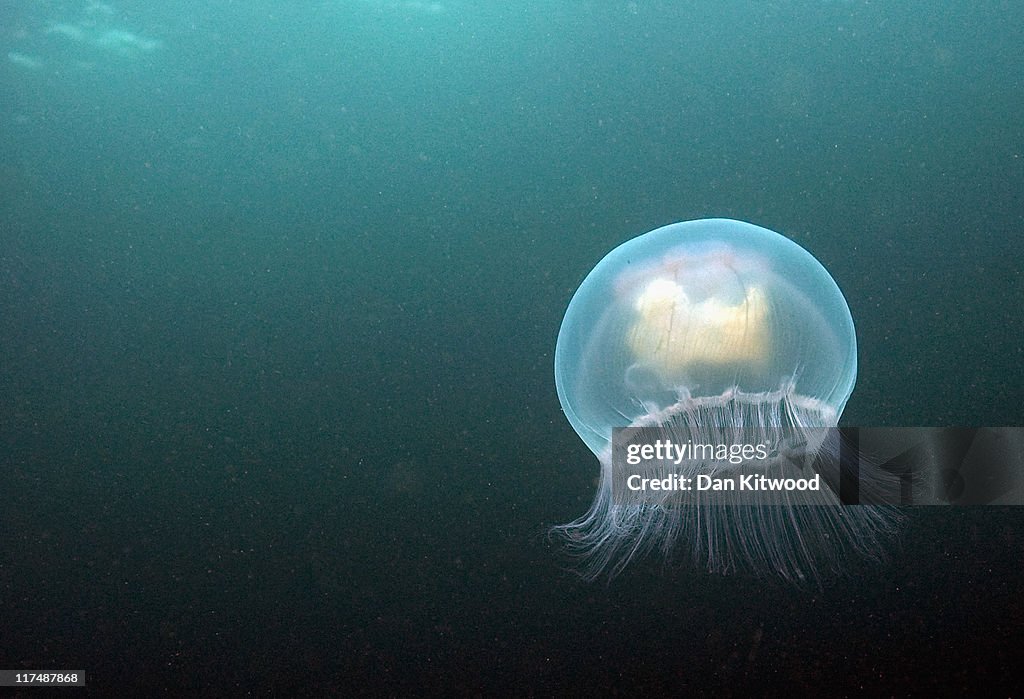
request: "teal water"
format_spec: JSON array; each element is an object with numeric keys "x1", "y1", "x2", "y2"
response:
[{"x1": 2, "y1": 1, "x2": 1022, "y2": 694}]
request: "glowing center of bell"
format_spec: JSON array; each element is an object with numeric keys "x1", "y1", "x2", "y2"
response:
[{"x1": 627, "y1": 277, "x2": 769, "y2": 374}]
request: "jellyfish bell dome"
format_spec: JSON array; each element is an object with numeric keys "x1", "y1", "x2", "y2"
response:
[
  {"x1": 555, "y1": 218, "x2": 857, "y2": 457},
  {"x1": 552, "y1": 219, "x2": 895, "y2": 582}
]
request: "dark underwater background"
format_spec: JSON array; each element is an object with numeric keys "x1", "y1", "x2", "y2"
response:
[{"x1": 2, "y1": 1, "x2": 1022, "y2": 694}]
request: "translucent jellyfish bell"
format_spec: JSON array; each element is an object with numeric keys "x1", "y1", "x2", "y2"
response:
[{"x1": 553, "y1": 219, "x2": 896, "y2": 582}]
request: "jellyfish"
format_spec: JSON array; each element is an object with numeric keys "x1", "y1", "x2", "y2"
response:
[{"x1": 552, "y1": 219, "x2": 898, "y2": 582}]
